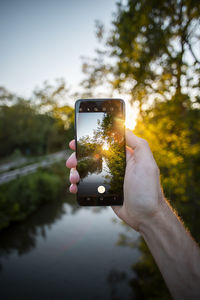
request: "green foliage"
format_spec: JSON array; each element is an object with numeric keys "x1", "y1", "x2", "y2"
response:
[
  {"x1": 135, "y1": 94, "x2": 200, "y2": 242},
  {"x1": 0, "y1": 162, "x2": 68, "y2": 230},
  {"x1": 104, "y1": 141, "x2": 126, "y2": 194},
  {"x1": 77, "y1": 156, "x2": 103, "y2": 178},
  {"x1": 78, "y1": 137, "x2": 102, "y2": 159},
  {"x1": 82, "y1": 0, "x2": 200, "y2": 107},
  {"x1": 0, "y1": 83, "x2": 74, "y2": 158},
  {"x1": 0, "y1": 100, "x2": 53, "y2": 156}
]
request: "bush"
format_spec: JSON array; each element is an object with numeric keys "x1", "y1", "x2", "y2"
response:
[{"x1": 0, "y1": 162, "x2": 68, "y2": 230}]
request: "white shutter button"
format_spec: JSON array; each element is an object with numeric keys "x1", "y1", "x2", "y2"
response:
[{"x1": 97, "y1": 185, "x2": 105, "y2": 194}]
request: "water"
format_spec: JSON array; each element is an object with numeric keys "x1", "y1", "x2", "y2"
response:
[
  {"x1": 0, "y1": 193, "x2": 140, "y2": 300},
  {"x1": 79, "y1": 157, "x2": 111, "y2": 196}
]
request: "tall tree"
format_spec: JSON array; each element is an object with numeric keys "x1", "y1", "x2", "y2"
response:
[{"x1": 82, "y1": 0, "x2": 200, "y2": 109}]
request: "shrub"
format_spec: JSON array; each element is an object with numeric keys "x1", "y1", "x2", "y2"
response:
[{"x1": 0, "y1": 162, "x2": 68, "y2": 230}]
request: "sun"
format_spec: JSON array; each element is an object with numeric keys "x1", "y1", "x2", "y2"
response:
[
  {"x1": 125, "y1": 117, "x2": 136, "y2": 130},
  {"x1": 125, "y1": 103, "x2": 138, "y2": 130},
  {"x1": 102, "y1": 142, "x2": 109, "y2": 151},
  {"x1": 110, "y1": 91, "x2": 138, "y2": 130}
]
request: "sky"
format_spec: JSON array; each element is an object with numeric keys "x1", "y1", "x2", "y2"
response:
[
  {"x1": 0, "y1": 0, "x2": 117, "y2": 98},
  {"x1": 77, "y1": 112, "x2": 103, "y2": 140}
]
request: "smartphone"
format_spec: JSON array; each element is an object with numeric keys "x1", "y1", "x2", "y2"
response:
[{"x1": 75, "y1": 99, "x2": 126, "y2": 206}]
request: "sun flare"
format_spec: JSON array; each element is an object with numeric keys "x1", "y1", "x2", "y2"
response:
[
  {"x1": 102, "y1": 142, "x2": 109, "y2": 151},
  {"x1": 125, "y1": 103, "x2": 138, "y2": 130},
  {"x1": 125, "y1": 117, "x2": 136, "y2": 130}
]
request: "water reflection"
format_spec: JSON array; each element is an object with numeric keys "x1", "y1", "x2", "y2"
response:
[
  {"x1": 0, "y1": 192, "x2": 140, "y2": 300},
  {"x1": 113, "y1": 220, "x2": 171, "y2": 299},
  {"x1": 129, "y1": 239, "x2": 171, "y2": 299},
  {"x1": 107, "y1": 268, "x2": 130, "y2": 300},
  {"x1": 0, "y1": 193, "x2": 78, "y2": 267}
]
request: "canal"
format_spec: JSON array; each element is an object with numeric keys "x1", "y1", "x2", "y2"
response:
[{"x1": 0, "y1": 193, "x2": 140, "y2": 300}]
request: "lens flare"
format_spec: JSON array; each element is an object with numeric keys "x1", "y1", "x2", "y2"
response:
[
  {"x1": 125, "y1": 104, "x2": 138, "y2": 130},
  {"x1": 102, "y1": 142, "x2": 109, "y2": 151}
]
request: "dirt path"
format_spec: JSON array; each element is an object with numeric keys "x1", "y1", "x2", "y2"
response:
[{"x1": 0, "y1": 151, "x2": 69, "y2": 184}]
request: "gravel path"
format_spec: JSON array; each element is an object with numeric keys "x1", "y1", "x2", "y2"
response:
[{"x1": 0, "y1": 151, "x2": 69, "y2": 185}]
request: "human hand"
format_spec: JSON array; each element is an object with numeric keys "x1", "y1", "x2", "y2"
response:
[{"x1": 66, "y1": 129, "x2": 165, "y2": 232}]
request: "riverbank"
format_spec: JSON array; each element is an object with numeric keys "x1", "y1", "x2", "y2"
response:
[
  {"x1": 0, "y1": 161, "x2": 68, "y2": 230},
  {"x1": 0, "y1": 150, "x2": 68, "y2": 184}
]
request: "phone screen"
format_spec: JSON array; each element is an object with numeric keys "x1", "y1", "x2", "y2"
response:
[{"x1": 75, "y1": 99, "x2": 126, "y2": 206}]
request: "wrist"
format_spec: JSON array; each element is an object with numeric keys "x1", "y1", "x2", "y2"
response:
[{"x1": 138, "y1": 196, "x2": 170, "y2": 236}]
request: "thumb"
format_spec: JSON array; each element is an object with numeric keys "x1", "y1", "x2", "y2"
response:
[
  {"x1": 126, "y1": 129, "x2": 153, "y2": 160},
  {"x1": 126, "y1": 128, "x2": 141, "y2": 150}
]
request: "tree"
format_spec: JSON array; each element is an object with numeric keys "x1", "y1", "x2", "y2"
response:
[
  {"x1": 32, "y1": 79, "x2": 74, "y2": 148},
  {"x1": 0, "y1": 99, "x2": 54, "y2": 156},
  {"x1": 0, "y1": 81, "x2": 74, "y2": 157},
  {"x1": 82, "y1": 0, "x2": 200, "y2": 109}
]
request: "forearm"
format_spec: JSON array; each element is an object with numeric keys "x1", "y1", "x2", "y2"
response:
[{"x1": 139, "y1": 198, "x2": 200, "y2": 300}]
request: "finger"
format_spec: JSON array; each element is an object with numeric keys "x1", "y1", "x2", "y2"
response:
[
  {"x1": 69, "y1": 183, "x2": 78, "y2": 194},
  {"x1": 126, "y1": 128, "x2": 141, "y2": 149},
  {"x1": 70, "y1": 168, "x2": 80, "y2": 184},
  {"x1": 66, "y1": 152, "x2": 77, "y2": 168},
  {"x1": 69, "y1": 139, "x2": 76, "y2": 151},
  {"x1": 126, "y1": 145, "x2": 134, "y2": 163}
]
